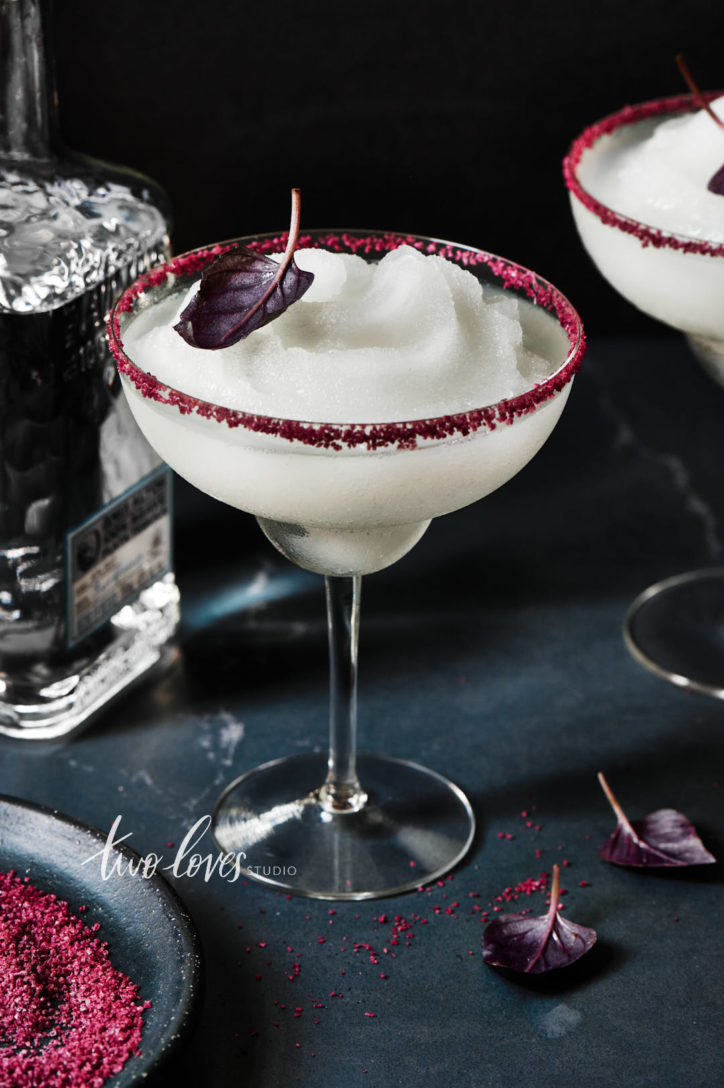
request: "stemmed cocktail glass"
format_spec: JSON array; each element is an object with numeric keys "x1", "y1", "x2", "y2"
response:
[
  {"x1": 565, "y1": 95, "x2": 724, "y2": 698},
  {"x1": 109, "y1": 229, "x2": 584, "y2": 899}
]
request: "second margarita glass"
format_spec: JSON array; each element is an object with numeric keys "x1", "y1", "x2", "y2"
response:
[
  {"x1": 565, "y1": 93, "x2": 724, "y2": 697},
  {"x1": 109, "y1": 229, "x2": 584, "y2": 900}
]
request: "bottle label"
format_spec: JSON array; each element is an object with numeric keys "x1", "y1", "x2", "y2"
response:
[{"x1": 65, "y1": 466, "x2": 172, "y2": 649}]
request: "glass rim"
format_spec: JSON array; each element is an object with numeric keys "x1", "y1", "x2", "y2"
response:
[
  {"x1": 107, "y1": 230, "x2": 585, "y2": 451},
  {"x1": 563, "y1": 92, "x2": 724, "y2": 258}
]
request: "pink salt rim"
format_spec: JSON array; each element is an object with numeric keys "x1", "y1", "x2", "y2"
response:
[
  {"x1": 563, "y1": 92, "x2": 724, "y2": 257},
  {"x1": 107, "y1": 231, "x2": 585, "y2": 451}
]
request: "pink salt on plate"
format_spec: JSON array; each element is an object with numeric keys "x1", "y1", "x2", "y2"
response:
[{"x1": 0, "y1": 870, "x2": 150, "y2": 1087}]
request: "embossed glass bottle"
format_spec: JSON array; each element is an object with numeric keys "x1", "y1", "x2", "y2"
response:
[{"x1": 0, "y1": 0, "x2": 179, "y2": 738}]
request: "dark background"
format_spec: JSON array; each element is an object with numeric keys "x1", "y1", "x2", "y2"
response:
[{"x1": 52, "y1": 0, "x2": 724, "y2": 342}]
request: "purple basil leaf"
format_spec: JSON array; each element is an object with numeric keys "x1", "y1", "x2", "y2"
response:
[
  {"x1": 708, "y1": 163, "x2": 724, "y2": 195},
  {"x1": 175, "y1": 188, "x2": 314, "y2": 350},
  {"x1": 482, "y1": 865, "x2": 596, "y2": 974},
  {"x1": 675, "y1": 59, "x2": 724, "y2": 196},
  {"x1": 597, "y1": 772, "x2": 715, "y2": 868}
]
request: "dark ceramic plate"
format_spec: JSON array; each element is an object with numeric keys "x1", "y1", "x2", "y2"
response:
[{"x1": 0, "y1": 795, "x2": 203, "y2": 1086}]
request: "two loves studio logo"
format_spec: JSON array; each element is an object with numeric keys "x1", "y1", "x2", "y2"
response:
[{"x1": 82, "y1": 814, "x2": 298, "y2": 883}]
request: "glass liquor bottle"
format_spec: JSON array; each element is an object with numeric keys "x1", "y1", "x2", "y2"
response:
[{"x1": 0, "y1": 0, "x2": 179, "y2": 738}]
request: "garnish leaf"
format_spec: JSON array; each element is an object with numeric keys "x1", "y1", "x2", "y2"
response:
[
  {"x1": 676, "y1": 54, "x2": 724, "y2": 130},
  {"x1": 482, "y1": 864, "x2": 596, "y2": 974},
  {"x1": 708, "y1": 163, "x2": 724, "y2": 196},
  {"x1": 675, "y1": 54, "x2": 724, "y2": 196},
  {"x1": 175, "y1": 188, "x2": 314, "y2": 349},
  {"x1": 598, "y1": 772, "x2": 716, "y2": 867}
]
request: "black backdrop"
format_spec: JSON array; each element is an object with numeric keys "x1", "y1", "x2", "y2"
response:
[{"x1": 53, "y1": 0, "x2": 724, "y2": 340}]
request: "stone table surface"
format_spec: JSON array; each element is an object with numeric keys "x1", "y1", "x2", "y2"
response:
[{"x1": 1, "y1": 335, "x2": 722, "y2": 1088}]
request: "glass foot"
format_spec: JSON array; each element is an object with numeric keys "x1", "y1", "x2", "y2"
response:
[
  {"x1": 212, "y1": 752, "x2": 475, "y2": 900},
  {"x1": 623, "y1": 568, "x2": 724, "y2": 698}
]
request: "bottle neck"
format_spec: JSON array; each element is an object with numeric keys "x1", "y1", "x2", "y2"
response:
[{"x1": 0, "y1": 0, "x2": 60, "y2": 160}]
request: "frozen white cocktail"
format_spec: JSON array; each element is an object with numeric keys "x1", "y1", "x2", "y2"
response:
[
  {"x1": 564, "y1": 90, "x2": 724, "y2": 379},
  {"x1": 109, "y1": 215, "x2": 584, "y2": 898}
]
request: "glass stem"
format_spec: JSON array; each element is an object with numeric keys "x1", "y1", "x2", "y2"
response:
[{"x1": 319, "y1": 575, "x2": 367, "y2": 814}]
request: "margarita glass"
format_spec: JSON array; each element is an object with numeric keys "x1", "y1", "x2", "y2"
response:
[
  {"x1": 565, "y1": 94, "x2": 724, "y2": 698},
  {"x1": 108, "y1": 230, "x2": 584, "y2": 899}
]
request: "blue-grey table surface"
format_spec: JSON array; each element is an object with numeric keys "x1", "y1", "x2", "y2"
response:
[{"x1": 1, "y1": 335, "x2": 722, "y2": 1088}]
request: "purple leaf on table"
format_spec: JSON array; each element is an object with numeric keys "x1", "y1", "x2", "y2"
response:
[
  {"x1": 175, "y1": 188, "x2": 314, "y2": 350},
  {"x1": 482, "y1": 864, "x2": 596, "y2": 974},
  {"x1": 597, "y1": 771, "x2": 716, "y2": 867}
]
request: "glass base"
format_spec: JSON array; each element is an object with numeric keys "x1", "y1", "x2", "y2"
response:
[
  {"x1": 212, "y1": 752, "x2": 475, "y2": 900},
  {"x1": 0, "y1": 575, "x2": 180, "y2": 739},
  {"x1": 623, "y1": 568, "x2": 724, "y2": 698}
]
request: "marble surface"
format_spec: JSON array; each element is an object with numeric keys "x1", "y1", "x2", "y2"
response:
[{"x1": 1, "y1": 335, "x2": 722, "y2": 1087}]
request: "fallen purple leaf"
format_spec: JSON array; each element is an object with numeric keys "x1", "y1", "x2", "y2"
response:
[
  {"x1": 175, "y1": 188, "x2": 314, "y2": 349},
  {"x1": 482, "y1": 864, "x2": 596, "y2": 974},
  {"x1": 597, "y1": 772, "x2": 715, "y2": 868}
]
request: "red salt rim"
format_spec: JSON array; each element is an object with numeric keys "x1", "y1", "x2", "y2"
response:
[
  {"x1": 563, "y1": 92, "x2": 724, "y2": 258},
  {"x1": 107, "y1": 231, "x2": 585, "y2": 451}
]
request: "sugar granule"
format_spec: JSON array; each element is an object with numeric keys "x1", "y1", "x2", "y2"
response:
[{"x1": 0, "y1": 870, "x2": 150, "y2": 1088}]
